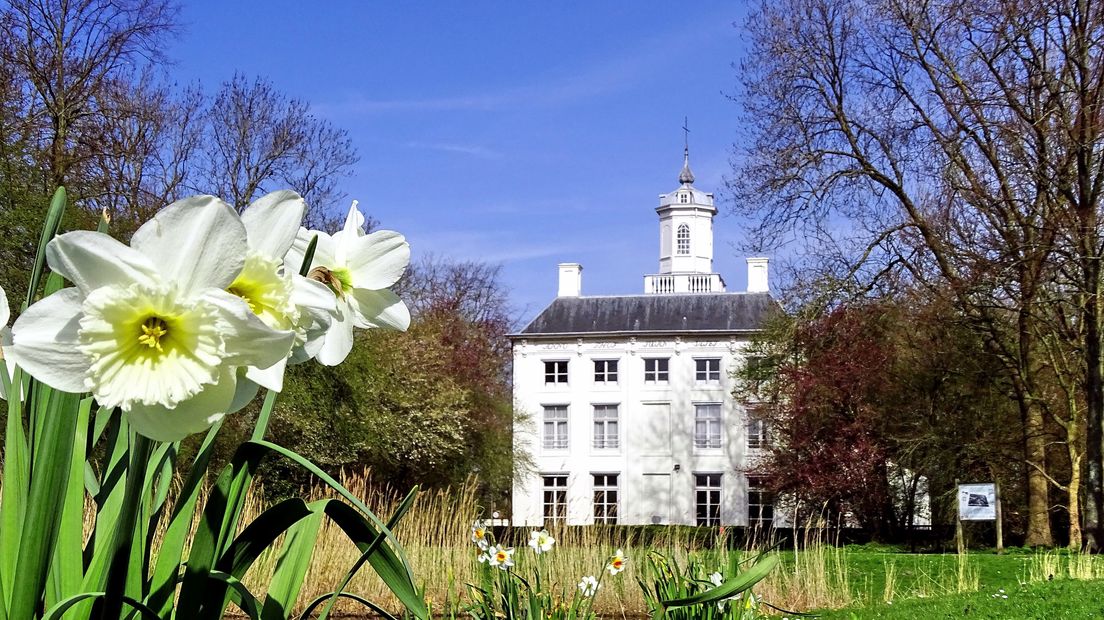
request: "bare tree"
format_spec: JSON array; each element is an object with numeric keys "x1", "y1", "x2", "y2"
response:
[
  {"x1": 0, "y1": 0, "x2": 179, "y2": 188},
  {"x1": 732, "y1": 0, "x2": 1104, "y2": 547},
  {"x1": 197, "y1": 73, "x2": 359, "y2": 227},
  {"x1": 77, "y1": 74, "x2": 203, "y2": 234}
]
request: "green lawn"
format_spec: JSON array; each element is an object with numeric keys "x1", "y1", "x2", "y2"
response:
[
  {"x1": 816, "y1": 579, "x2": 1104, "y2": 619},
  {"x1": 801, "y1": 546, "x2": 1104, "y2": 619}
]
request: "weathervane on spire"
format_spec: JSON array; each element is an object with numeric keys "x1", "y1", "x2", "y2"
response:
[{"x1": 679, "y1": 116, "x2": 695, "y2": 185}]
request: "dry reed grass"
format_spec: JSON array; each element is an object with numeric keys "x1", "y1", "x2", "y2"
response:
[{"x1": 82, "y1": 469, "x2": 861, "y2": 616}]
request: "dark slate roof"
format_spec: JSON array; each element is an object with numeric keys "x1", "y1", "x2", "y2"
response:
[{"x1": 513, "y1": 293, "x2": 778, "y2": 337}]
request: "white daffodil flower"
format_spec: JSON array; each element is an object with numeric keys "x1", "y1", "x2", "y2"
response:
[
  {"x1": 225, "y1": 191, "x2": 337, "y2": 405},
  {"x1": 471, "y1": 524, "x2": 490, "y2": 548},
  {"x1": 285, "y1": 201, "x2": 410, "y2": 366},
  {"x1": 577, "y1": 575, "x2": 600, "y2": 598},
  {"x1": 7, "y1": 196, "x2": 295, "y2": 442},
  {"x1": 528, "y1": 529, "x2": 555, "y2": 554},
  {"x1": 486, "y1": 545, "x2": 514, "y2": 571},
  {"x1": 607, "y1": 549, "x2": 627, "y2": 575}
]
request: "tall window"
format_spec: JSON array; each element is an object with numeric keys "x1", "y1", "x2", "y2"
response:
[
  {"x1": 695, "y1": 473, "x2": 722, "y2": 526},
  {"x1": 644, "y1": 358, "x2": 669, "y2": 383},
  {"x1": 747, "y1": 414, "x2": 768, "y2": 450},
  {"x1": 544, "y1": 360, "x2": 568, "y2": 385},
  {"x1": 543, "y1": 475, "x2": 568, "y2": 522},
  {"x1": 694, "y1": 404, "x2": 722, "y2": 449},
  {"x1": 592, "y1": 405, "x2": 620, "y2": 449},
  {"x1": 695, "y1": 358, "x2": 721, "y2": 383},
  {"x1": 593, "y1": 474, "x2": 619, "y2": 524},
  {"x1": 593, "y1": 359, "x2": 618, "y2": 384},
  {"x1": 676, "y1": 224, "x2": 690, "y2": 255},
  {"x1": 748, "y1": 477, "x2": 774, "y2": 527},
  {"x1": 542, "y1": 405, "x2": 568, "y2": 450}
]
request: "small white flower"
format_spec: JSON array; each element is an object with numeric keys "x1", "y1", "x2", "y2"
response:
[
  {"x1": 471, "y1": 524, "x2": 489, "y2": 546},
  {"x1": 607, "y1": 549, "x2": 627, "y2": 575},
  {"x1": 285, "y1": 201, "x2": 410, "y2": 366},
  {"x1": 486, "y1": 545, "x2": 514, "y2": 570},
  {"x1": 577, "y1": 575, "x2": 600, "y2": 598},
  {"x1": 528, "y1": 529, "x2": 555, "y2": 554},
  {"x1": 998, "y1": 589, "x2": 1005, "y2": 594},
  {"x1": 709, "y1": 572, "x2": 724, "y2": 587}
]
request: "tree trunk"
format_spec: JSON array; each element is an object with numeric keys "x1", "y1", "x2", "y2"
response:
[{"x1": 1024, "y1": 400, "x2": 1054, "y2": 547}]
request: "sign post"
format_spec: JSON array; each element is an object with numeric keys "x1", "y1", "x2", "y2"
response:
[{"x1": 957, "y1": 482, "x2": 999, "y2": 552}]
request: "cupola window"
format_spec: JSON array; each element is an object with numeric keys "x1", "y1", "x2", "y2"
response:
[
  {"x1": 676, "y1": 224, "x2": 690, "y2": 255},
  {"x1": 680, "y1": 192, "x2": 689, "y2": 203}
]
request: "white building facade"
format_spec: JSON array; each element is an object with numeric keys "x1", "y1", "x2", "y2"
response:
[{"x1": 510, "y1": 147, "x2": 779, "y2": 527}]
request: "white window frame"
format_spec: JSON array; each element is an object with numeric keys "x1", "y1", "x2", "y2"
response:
[
  {"x1": 544, "y1": 359, "x2": 568, "y2": 385},
  {"x1": 542, "y1": 474, "x2": 568, "y2": 523},
  {"x1": 644, "y1": 357, "x2": 669, "y2": 384},
  {"x1": 694, "y1": 403, "x2": 722, "y2": 449},
  {"x1": 592, "y1": 404, "x2": 620, "y2": 450},
  {"x1": 592, "y1": 473, "x2": 619, "y2": 524},
  {"x1": 694, "y1": 473, "x2": 722, "y2": 526},
  {"x1": 593, "y1": 359, "x2": 619, "y2": 384},
  {"x1": 542, "y1": 405, "x2": 569, "y2": 450},
  {"x1": 676, "y1": 224, "x2": 690, "y2": 255},
  {"x1": 695, "y1": 358, "x2": 721, "y2": 383}
]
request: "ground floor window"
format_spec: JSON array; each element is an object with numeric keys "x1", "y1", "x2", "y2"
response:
[
  {"x1": 593, "y1": 473, "x2": 619, "y2": 524},
  {"x1": 543, "y1": 474, "x2": 568, "y2": 522},
  {"x1": 694, "y1": 473, "x2": 722, "y2": 526},
  {"x1": 748, "y1": 476, "x2": 774, "y2": 527}
]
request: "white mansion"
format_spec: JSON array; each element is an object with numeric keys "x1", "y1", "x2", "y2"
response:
[{"x1": 510, "y1": 147, "x2": 779, "y2": 527}]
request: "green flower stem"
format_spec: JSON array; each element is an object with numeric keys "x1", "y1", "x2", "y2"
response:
[{"x1": 96, "y1": 432, "x2": 154, "y2": 620}]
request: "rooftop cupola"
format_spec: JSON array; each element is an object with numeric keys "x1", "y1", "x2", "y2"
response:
[
  {"x1": 645, "y1": 122, "x2": 725, "y2": 294},
  {"x1": 678, "y1": 145, "x2": 695, "y2": 185}
]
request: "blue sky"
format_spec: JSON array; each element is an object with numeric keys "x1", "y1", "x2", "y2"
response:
[{"x1": 168, "y1": 2, "x2": 755, "y2": 324}]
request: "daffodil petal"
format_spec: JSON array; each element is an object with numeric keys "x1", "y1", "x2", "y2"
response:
[
  {"x1": 125, "y1": 367, "x2": 237, "y2": 442},
  {"x1": 285, "y1": 228, "x2": 336, "y2": 274},
  {"x1": 0, "y1": 326, "x2": 13, "y2": 401},
  {"x1": 315, "y1": 301, "x2": 355, "y2": 366},
  {"x1": 131, "y1": 195, "x2": 247, "y2": 295},
  {"x1": 0, "y1": 284, "x2": 8, "y2": 327},
  {"x1": 350, "y1": 289, "x2": 410, "y2": 331},
  {"x1": 343, "y1": 201, "x2": 366, "y2": 237},
  {"x1": 203, "y1": 289, "x2": 295, "y2": 370},
  {"x1": 291, "y1": 275, "x2": 337, "y2": 314},
  {"x1": 228, "y1": 375, "x2": 260, "y2": 413},
  {"x1": 202, "y1": 289, "x2": 291, "y2": 368},
  {"x1": 47, "y1": 231, "x2": 160, "y2": 295},
  {"x1": 346, "y1": 231, "x2": 410, "y2": 290},
  {"x1": 241, "y1": 190, "x2": 307, "y2": 260},
  {"x1": 7, "y1": 288, "x2": 88, "y2": 393},
  {"x1": 245, "y1": 355, "x2": 287, "y2": 392}
]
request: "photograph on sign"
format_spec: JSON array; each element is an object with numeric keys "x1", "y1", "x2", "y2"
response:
[{"x1": 958, "y1": 483, "x2": 997, "y2": 521}]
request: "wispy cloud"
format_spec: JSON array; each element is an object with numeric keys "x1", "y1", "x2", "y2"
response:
[
  {"x1": 319, "y1": 11, "x2": 735, "y2": 117},
  {"x1": 404, "y1": 141, "x2": 502, "y2": 159},
  {"x1": 409, "y1": 229, "x2": 585, "y2": 264}
]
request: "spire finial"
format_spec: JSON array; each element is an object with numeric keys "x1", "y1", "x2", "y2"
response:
[{"x1": 679, "y1": 116, "x2": 695, "y2": 185}]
